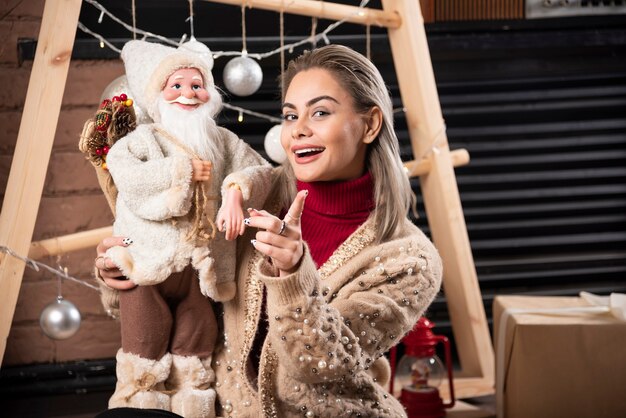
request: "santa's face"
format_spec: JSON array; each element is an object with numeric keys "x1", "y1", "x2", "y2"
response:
[{"x1": 162, "y1": 68, "x2": 210, "y2": 111}]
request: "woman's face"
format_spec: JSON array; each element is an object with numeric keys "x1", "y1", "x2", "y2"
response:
[{"x1": 281, "y1": 68, "x2": 376, "y2": 182}]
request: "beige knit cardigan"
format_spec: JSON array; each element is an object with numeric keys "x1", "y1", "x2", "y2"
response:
[{"x1": 213, "y1": 215, "x2": 443, "y2": 418}]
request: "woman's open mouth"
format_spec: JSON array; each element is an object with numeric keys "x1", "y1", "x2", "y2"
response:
[{"x1": 294, "y1": 147, "x2": 325, "y2": 161}]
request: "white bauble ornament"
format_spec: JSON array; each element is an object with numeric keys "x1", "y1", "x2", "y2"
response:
[
  {"x1": 179, "y1": 36, "x2": 214, "y2": 70},
  {"x1": 264, "y1": 124, "x2": 286, "y2": 164},
  {"x1": 39, "y1": 297, "x2": 81, "y2": 340},
  {"x1": 100, "y1": 75, "x2": 151, "y2": 124},
  {"x1": 223, "y1": 55, "x2": 263, "y2": 96}
]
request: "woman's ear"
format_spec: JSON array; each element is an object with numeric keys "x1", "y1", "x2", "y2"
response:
[{"x1": 363, "y1": 106, "x2": 383, "y2": 144}]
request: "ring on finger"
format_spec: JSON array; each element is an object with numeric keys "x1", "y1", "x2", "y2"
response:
[
  {"x1": 286, "y1": 212, "x2": 300, "y2": 221},
  {"x1": 95, "y1": 255, "x2": 110, "y2": 272},
  {"x1": 277, "y1": 220, "x2": 287, "y2": 236},
  {"x1": 94, "y1": 255, "x2": 105, "y2": 267}
]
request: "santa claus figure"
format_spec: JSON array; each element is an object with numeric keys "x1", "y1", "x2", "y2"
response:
[{"x1": 99, "y1": 40, "x2": 272, "y2": 417}]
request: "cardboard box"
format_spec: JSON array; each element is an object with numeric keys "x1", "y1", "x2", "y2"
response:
[{"x1": 493, "y1": 295, "x2": 626, "y2": 418}]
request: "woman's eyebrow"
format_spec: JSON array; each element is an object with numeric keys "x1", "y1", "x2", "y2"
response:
[
  {"x1": 282, "y1": 95, "x2": 340, "y2": 109},
  {"x1": 306, "y1": 95, "x2": 339, "y2": 107}
]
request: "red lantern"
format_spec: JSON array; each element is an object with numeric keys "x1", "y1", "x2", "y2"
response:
[{"x1": 390, "y1": 317, "x2": 455, "y2": 418}]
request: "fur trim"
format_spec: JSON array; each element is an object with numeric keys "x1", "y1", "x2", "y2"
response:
[
  {"x1": 171, "y1": 388, "x2": 216, "y2": 418},
  {"x1": 168, "y1": 355, "x2": 216, "y2": 418},
  {"x1": 109, "y1": 349, "x2": 172, "y2": 410},
  {"x1": 168, "y1": 354, "x2": 215, "y2": 389},
  {"x1": 105, "y1": 246, "x2": 136, "y2": 282},
  {"x1": 196, "y1": 255, "x2": 236, "y2": 302},
  {"x1": 107, "y1": 245, "x2": 174, "y2": 286},
  {"x1": 210, "y1": 281, "x2": 236, "y2": 302},
  {"x1": 191, "y1": 247, "x2": 221, "y2": 301},
  {"x1": 144, "y1": 53, "x2": 214, "y2": 120},
  {"x1": 121, "y1": 40, "x2": 214, "y2": 121},
  {"x1": 222, "y1": 170, "x2": 254, "y2": 201}
]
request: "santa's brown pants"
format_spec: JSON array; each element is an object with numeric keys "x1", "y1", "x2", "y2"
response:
[{"x1": 119, "y1": 265, "x2": 217, "y2": 360}]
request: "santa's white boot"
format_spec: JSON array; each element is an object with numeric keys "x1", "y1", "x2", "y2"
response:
[
  {"x1": 109, "y1": 349, "x2": 172, "y2": 410},
  {"x1": 168, "y1": 354, "x2": 216, "y2": 418}
]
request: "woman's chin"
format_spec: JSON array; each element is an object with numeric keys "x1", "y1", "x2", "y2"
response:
[{"x1": 293, "y1": 170, "x2": 322, "y2": 183}]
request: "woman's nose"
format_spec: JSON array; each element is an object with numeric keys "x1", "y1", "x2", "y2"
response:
[{"x1": 291, "y1": 120, "x2": 309, "y2": 139}]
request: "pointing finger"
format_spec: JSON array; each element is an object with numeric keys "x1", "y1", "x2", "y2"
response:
[{"x1": 284, "y1": 190, "x2": 308, "y2": 225}]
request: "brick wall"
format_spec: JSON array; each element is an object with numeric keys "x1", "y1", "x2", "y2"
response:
[{"x1": 1, "y1": 1, "x2": 124, "y2": 366}]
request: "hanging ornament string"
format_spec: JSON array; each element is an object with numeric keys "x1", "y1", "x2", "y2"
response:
[
  {"x1": 241, "y1": 2, "x2": 248, "y2": 55},
  {"x1": 188, "y1": 0, "x2": 195, "y2": 39},
  {"x1": 279, "y1": 4, "x2": 285, "y2": 96},
  {"x1": 131, "y1": 0, "x2": 137, "y2": 40},
  {"x1": 0, "y1": 245, "x2": 101, "y2": 292},
  {"x1": 56, "y1": 257, "x2": 65, "y2": 298},
  {"x1": 366, "y1": 23, "x2": 371, "y2": 60},
  {"x1": 310, "y1": 13, "x2": 318, "y2": 50},
  {"x1": 223, "y1": 0, "x2": 264, "y2": 97}
]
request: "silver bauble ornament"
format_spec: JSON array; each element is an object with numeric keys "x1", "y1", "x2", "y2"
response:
[
  {"x1": 223, "y1": 55, "x2": 263, "y2": 97},
  {"x1": 39, "y1": 297, "x2": 81, "y2": 340},
  {"x1": 179, "y1": 36, "x2": 214, "y2": 70},
  {"x1": 100, "y1": 75, "x2": 151, "y2": 124},
  {"x1": 264, "y1": 124, "x2": 286, "y2": 164}
]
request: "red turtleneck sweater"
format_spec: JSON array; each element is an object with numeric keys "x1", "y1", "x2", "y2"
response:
[{"x1": 297, "y1": 172, "x2": 375, "y2": 267}]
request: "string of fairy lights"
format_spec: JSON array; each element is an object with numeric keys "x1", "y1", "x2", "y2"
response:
[{"x1": 5, "y1": 0, "x2": 409, "y2": 341}]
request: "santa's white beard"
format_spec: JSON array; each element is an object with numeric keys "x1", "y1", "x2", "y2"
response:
[{"x1": 156, "y1": 95, "x2": 221, "y2": 163}]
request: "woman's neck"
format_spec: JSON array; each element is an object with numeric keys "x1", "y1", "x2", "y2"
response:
[
  {"x1": 296, "y1": 172, "x2": 374, "y2": 216},
  {"x1": 296, "y1": 172, "x2": 374, "y2": 267}
]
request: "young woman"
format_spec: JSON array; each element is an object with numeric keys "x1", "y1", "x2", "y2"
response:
[{"x1": 96, "y1": 44, "x2": 442, "y2": 418}]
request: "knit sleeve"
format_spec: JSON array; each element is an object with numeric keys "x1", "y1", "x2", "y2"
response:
[
  {"x1": 106, "y1": 126, "x2": 193, "y2": 221},
  {"x1": 219, "y1": 128, "x2": 273, "y2": 205},
  {"x1": 257, "y1": 226, "x2": 443, "y2": 385}
]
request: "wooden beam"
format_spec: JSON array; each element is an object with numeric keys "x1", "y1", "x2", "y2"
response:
[
  {"x1": 202, "y1": 0, "x2": 402, "y2": 28},
  {"x1": 404, "y1": 148, "x2": 469, "y2": 177},
  {"x1": 381, "y1": 0, "x2": 495, "y2": 393},
  {"x1": 0, "y1": 0, "x2": 82, "y2": 363},
  {"x1": 28, "y1": 226, "x2": 113, "y2": 260}
]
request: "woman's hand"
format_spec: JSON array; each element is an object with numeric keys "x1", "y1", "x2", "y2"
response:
[
  {"x1": 217, "y1": 187, "x2": 245, "y2": 241},
  {"x1": 191, "y1": 159, "x2": 212, "y2": 182},
  {"x1": 246, "y1": 190, "x2": 307, "y2": 276},
  {"x1": 95, "y1": 236, "x2": 137, "y2": 290}
]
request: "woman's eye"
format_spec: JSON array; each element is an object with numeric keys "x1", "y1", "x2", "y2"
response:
[
  {"x1": 313, "y1": 110, "x2": 328, "y2": 117},
  {"x1": 282, "y1": 114, "x2": 297, "y2": 121}
]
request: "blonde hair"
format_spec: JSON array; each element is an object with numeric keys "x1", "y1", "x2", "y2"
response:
[{"x1": 280, "y1": 44, "x2": 414, "y2": 242}]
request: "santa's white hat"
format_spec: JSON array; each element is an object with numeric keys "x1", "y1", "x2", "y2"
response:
[{"x1": 121, "y1": 40, "x2": 215, "y2": 120}]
